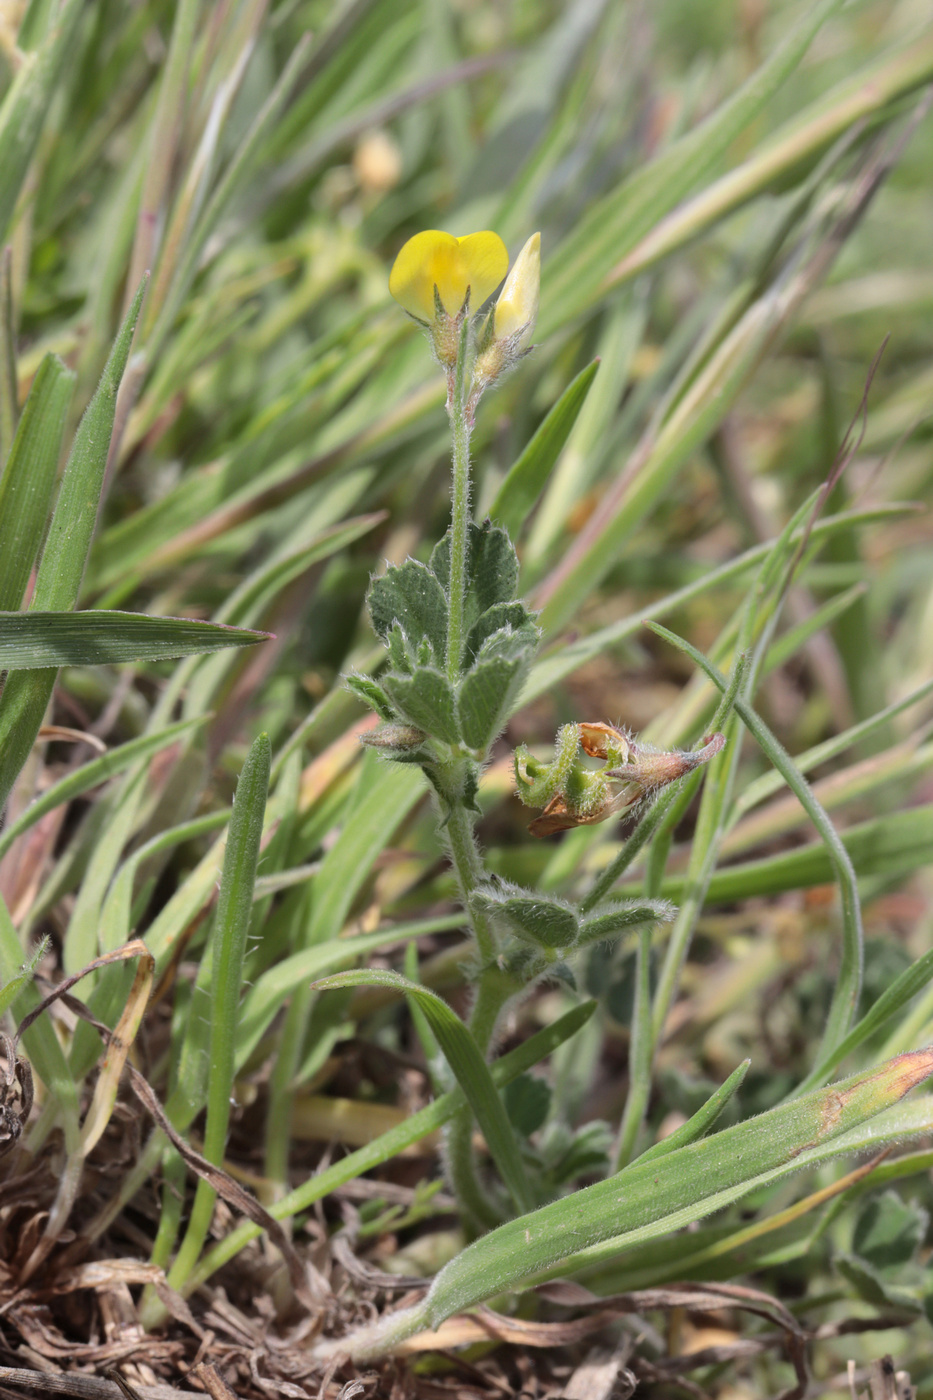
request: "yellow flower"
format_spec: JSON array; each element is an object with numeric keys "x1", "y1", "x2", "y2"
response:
[
  {"x1": 389, "y1": 229, "x2": 508, "y2": 323},
  {"x1": 491, "y1": 232, "x2": 540, "y2": 341}
]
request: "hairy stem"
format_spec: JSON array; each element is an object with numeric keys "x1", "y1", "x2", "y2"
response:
[
  {"x1": 445, "y1": 316, "x2": 472, "y2": 683},
  {"x1": 445, "y1": 798, "x2": 495, "y2": 962}
]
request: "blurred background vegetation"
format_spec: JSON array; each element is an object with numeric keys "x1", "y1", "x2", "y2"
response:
[{"x1": 2, "y1": 0, "x2": 933, "y2": 1394}]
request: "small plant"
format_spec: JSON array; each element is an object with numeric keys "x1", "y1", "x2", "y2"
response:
[{"x1": 344, "y1": 228, "x2": 723, "y2": 1238}]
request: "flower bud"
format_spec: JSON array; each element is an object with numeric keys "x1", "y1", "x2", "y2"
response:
[
  {"x1": 492, "y1": 232, "x2": 540, "y2": 344},
  {"x1": 360, "y1": 723, "x2": 426, "y2": 754}
]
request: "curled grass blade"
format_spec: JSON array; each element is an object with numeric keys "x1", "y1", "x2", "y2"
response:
[
  {"x1": 313, "y1": 968, "x2": 534, "y2": 1216},
  {"x1": 648, "y1": 621, "x2": 863, "y2": 1065}
]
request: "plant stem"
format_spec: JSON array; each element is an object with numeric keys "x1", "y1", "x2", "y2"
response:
[
  {"x1": 437, "y1": 310, "x2": 515, "y2": 1229},
  {"x1": 444, "y1": 973, "x2": 513, "y2": 1232},
  {"x1": 445, "y1": 797, "x2": 495, "y2": 962},
  {"x1": 445, "y1": 316, "x2": 472, "y2": 684}
]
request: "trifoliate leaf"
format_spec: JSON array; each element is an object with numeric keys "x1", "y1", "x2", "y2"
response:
[
  {"x1": 382, "y1": 668, "x2": 460, "y2": 745},
  {"x1": 835, "y1": 1253, "x2": 922, "y2": 1313},
  {"x1": 465, "y1": 600, "x2": 537, "y2": 664},
  {"x1": 369, "y1": 559, "x2": 448, "y2": 661},
  {"x1": 430, "y1": 519, "x2": 519, "y2": 620},
  {"x1": 458, "y1": 651, "x2": 530, "y2": 750}
]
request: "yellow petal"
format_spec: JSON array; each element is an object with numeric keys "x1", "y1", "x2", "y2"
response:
[
  {"x1": 452, "y1": 231, "x2": 508, "y2": 313},
  {"x1": 388, "y1": 229, "x2": 508, "y2": 321},
  {"x1": 389, "y1": 230, "x2": 458, "y2": 321}
]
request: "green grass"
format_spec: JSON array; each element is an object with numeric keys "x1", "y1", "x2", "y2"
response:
[{"x1": 1, "y1": 0, "x2": 933, "y2": 1393}]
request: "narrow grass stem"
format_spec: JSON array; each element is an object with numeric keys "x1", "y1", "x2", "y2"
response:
[
  {"x1": 613, "y1": 923, "x2": 653, "y2": 1171},
  {"x1": 445, "y1": 317, "x2": 472, "y2": 684},
  {"x1": 649, "y1": 624, "x2": 864, "y2": 1064},
  {"x1": 651, "y1": 711, "x2": 741, "y2": 1044}
]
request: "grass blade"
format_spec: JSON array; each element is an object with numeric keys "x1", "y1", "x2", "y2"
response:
[
  {"x1": 186, "y1": 1000, "x2": 598, "y2": 1294},
  {"x1": 0, "y1": 0, "x2": 84, "y2": 243},
  {"x1": 337, "y1": 1052, "x2": 933, "y2": 1355},
  {"x1": 0, "y1": 355, "x2": 74, "y2": 611},
  {"x1": 166, "y1": 732, "x2": 271, "y2": 1290},
  {"x1": 636, "y1": 1060, "x2": 750, "y2": 1167},
  {"x1": 0, "y1": 280, "x2": 146, "y2": 814},
  {"x1": 648, "y1": 621, "x2": 863, "y2": 1062},
  {"x1": 0, "y1": 716, "x2": 209, "y2": 863},
  {"x1": 313, "y1": 968, "x2": 535, "y2": 1216},
  {"x1": 489, "y1": 359, "x2": 599, "y2": 538},
  {"x1": 0, "y1": 611, "x2": 270, "y2": 668}
]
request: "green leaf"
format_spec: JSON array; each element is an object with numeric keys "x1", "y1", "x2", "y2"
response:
[
  {"x1": 417, "y1": 1052, "x2": 933, "y2": 1329},
  {"x1": 504, "y1": 1074, "x2": 552, "y2": 1137},
  {"x1": 0, "y1": 280, "x2": 147, "y2": 814},
  {"x1": 625, "y1": 804, "x2": 933, "y2": 908},
  {"x1": 0, "y1": 716, "x2": 208, "y2": 863},
  {"x1": 368, "y1": 558, "x2": 448, "y2": 662},
  {"x1": 187, "y1": 1001, "x2": 599, "y2": 1295},
  {"x1": 458, "y1": 651, "x2": 530, "y2": 751},
  {"x1": 520, "y1": 504, "x2": 919, "y2": 708},
  {"x1": 636, "y1": 1060, "x2": 750, "y2": 1167},
  {"x1": 489, "y1": 359, "x2": 600, "y2": 538},
  {"x1": 312, "y1": 967, "x2": 534, "y2": 1216},
  {"x1": 647, "y1": 622, "x2": 863, "y2": 1070},
  {"x1": 852, "y1": 1191, "x2": 928, "y2": 1271},
  {"x1": 835, "y1": 1253, "x2": 922, "y2": 1314},
  {"x1": 464, "y1": 601, "x2": 537, "y2": 664},
  {"x1": 431, "y1": 519, "x2": 519, "y2": 620},
  {"x1": 206, "y1": 732, "x2": 272, "y2": 1151},
  {"x1": 540, "y1": 0, "x2": 846, "y2": 335},
  {"x1": 167, "y1": 732, "x2": 271, "y2": 1290},
  {"x1": 0, "y1": 934, "x2": 49, "y2": 1019},
  {"x1": 382, "y1": 667, "x2": 460, "y2": 744},
  {"x1": 0, "y1": 354, "x2": 75, "y2": 611},
  {"x1": 797, "y1": 940, "x2": 933, "y2": 1097},
  {"x1": 579, "y1": 900, "x2": 676, "y2": 947},
  {"x1": 476, "y1": 884, "x2": 579, "y2": 949},
  {"x1": 0, "y1": 611, "x2": 270, "y2": 668},
  {"x1": 345, "y1": 673, "x2": 394, "y2": 721}
]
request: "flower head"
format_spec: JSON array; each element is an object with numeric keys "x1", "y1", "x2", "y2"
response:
[
  {"x1": 514, "y1": 722, "x2": 726, "y2": 837},
  {"x1": 388, "y1": 229, "x2": 508, "y2": 324},
  {"x1": 491, "y1": 232, "x2": 540, "y2": 342}
]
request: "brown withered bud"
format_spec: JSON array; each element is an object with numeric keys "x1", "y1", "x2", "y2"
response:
[
  {"x1": 578, "y1": 721, "x2": 631, "y2": 762},
  {"x1": 613, "y1": 731, "x2": 726, "y2": 791},
  {"x1": 528, "y1": 783, "x2": 641, "y2": 838}
]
